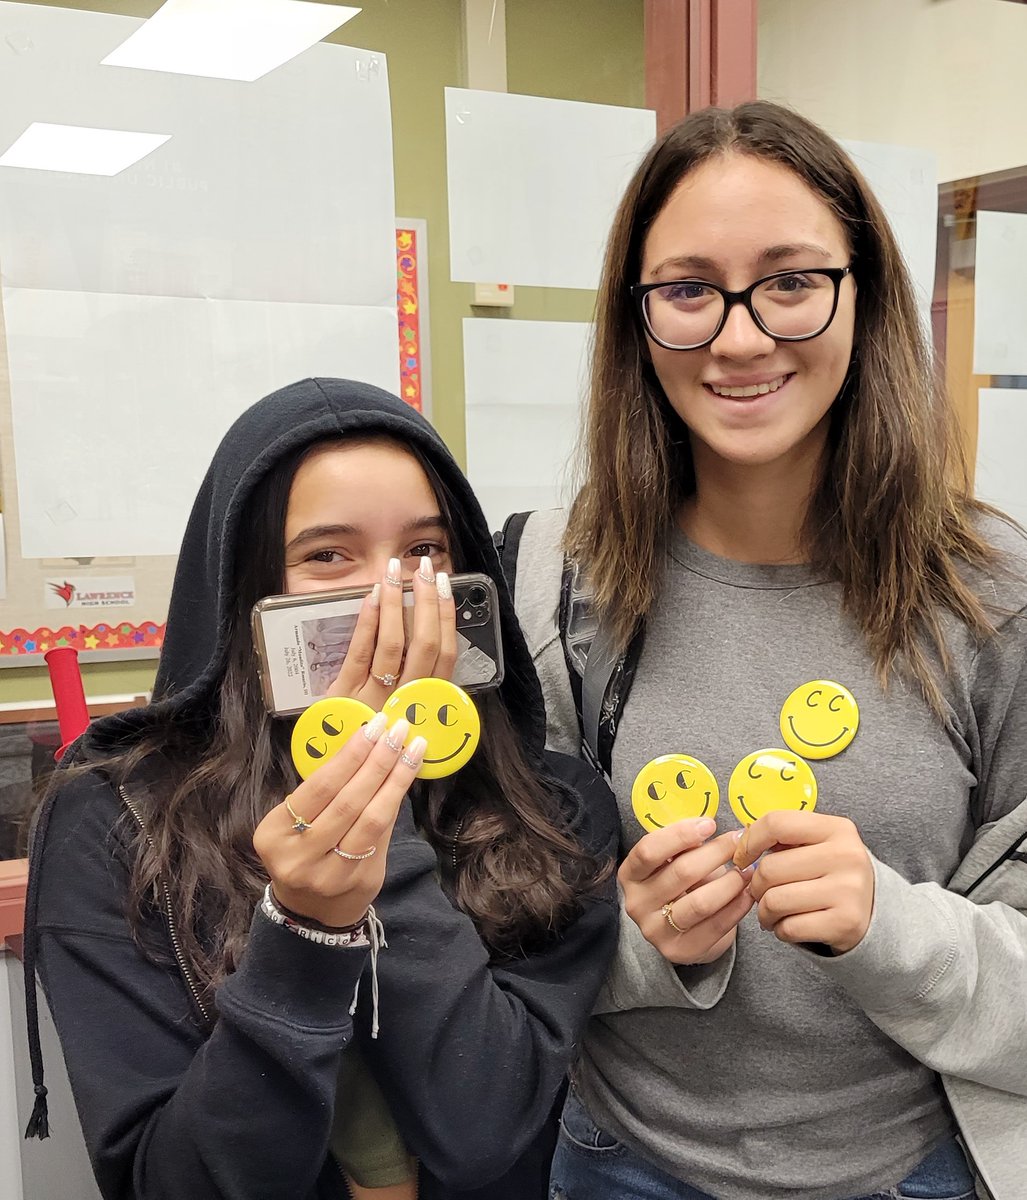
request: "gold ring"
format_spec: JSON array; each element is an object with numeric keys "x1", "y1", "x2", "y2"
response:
[
  {"x1": 661, "y1": 902, "x2": 687, "y2": 935},
  {"x1": 332, "y1": 844, "x2": 377, "y2": 861},
  {"x1": 285, "y1": 798, "x2": 312, "y2": 833}
]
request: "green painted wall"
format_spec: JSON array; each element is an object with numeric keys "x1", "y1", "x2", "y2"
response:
[{"x1": 2, "y1": 0, "x2": 644, "y2": 704}]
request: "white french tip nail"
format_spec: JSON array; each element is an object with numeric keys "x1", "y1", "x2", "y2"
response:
[
  {"x1": 436, "y1": 571, "x2": 452, "y2": 600},
  {"x1": 363, "y1": 712, "x2": 387, "y2": 742}
]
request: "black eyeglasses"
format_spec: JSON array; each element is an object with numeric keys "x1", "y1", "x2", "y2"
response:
[{"x1": 630, "y1": 266, "x2": 852, "y2": 351}]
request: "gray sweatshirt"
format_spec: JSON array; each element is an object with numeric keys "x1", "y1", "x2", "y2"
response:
[{"x1": 512, "y1": 508, "x2": 1027, "y2": 1200}]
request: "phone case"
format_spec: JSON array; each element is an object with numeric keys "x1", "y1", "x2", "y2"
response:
[{"x1": 251, "y1": 572, "x2": 505, "y2": 716}]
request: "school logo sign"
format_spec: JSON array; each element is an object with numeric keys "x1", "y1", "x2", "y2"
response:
[{"x1": 44, "y1": 576, "x2": 136, "y2": 610}]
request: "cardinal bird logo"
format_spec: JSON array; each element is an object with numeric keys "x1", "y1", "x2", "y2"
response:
[{"x1": 49, "y1": 580, "x2": 77, "y2": 606}]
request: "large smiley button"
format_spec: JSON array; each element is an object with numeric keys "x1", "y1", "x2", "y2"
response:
[
  {"x1": 729, "y1": 749, "x2": 817, "y2": 827},
  {"x1": 631, "y1": 754, "x2": 720, "y2": 833},
  {"x1": 780, "y1": 680, "x2": 859, "y2": 760},
  {"x1": 291, "y1": 696, "x2": 376, "y2": 780},
  {"x1": 383, "y1": 678, "x2": 480, "y2": 779}
]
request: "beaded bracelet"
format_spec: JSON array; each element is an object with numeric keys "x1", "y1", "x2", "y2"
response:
[{"x1": 260, "y1": 884, "x2": 373, "y2": 948}]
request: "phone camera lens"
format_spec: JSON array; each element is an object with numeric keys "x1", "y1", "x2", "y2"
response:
[{"x1": 466, "y1": 585, "x2": 488, "y2": 607}]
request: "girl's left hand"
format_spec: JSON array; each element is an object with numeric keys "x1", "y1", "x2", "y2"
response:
[{"x1": 733, "y1": 812, "x2": 875, "y2": 953}]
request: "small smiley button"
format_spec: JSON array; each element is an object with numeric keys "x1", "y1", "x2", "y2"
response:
[
  {"x1": 780, "y1": 680, "x2": 859, "y2": 760},
  {"x1": 291, "y1": 697, "x2": 376, "y2": 780},
  {"x1": 631, "y1": 754, "x2": 720, "y2": 833},
  {"x1": 729, "y1": 749, "x2": 817, "y2": 827},
  {"x1": 383, "y1": 678, "x2": 480, "y2": 779}
]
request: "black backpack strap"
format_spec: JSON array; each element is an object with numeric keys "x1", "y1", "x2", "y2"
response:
[
  {"x1": 494, "y1": 510, "x2": 534, "y2": 599},
  {"x1": 580, "y1": 617, "x2": 645, "y2": 779}
]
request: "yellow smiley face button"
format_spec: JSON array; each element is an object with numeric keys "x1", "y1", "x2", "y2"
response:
[
  {"x1": 729, "y1": 749, "x2": 817, "y2": 827},
  {"x1": 780, "y1": 680, "x2": 859, "y2": 760},
  {"x1": 382, "y1": 678, "x2": 480, "y2": 779},
  {"x1": 291, "y1": 696, "x2": 376, "y2": 780},
  {"x1": 631, "y1": 755, "x2": 720, "y2": 833}
]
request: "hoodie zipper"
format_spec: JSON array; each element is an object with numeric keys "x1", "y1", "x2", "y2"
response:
[{"x1": 118, "y1": 785, "x2": 213, "y2": 1027}]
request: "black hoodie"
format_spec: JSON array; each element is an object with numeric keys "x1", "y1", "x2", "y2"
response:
[{"x1": 24, "y1": 378, "x2": 619, "y2": 1200}]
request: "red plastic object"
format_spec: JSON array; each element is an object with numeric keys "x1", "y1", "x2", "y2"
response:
[{"x1": 44, "y1": 646, "x2": 90, "y2": 761}]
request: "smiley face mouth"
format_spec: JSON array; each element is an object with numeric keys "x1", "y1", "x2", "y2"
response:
[
  {"x1": 737, "y1": 795, "x2": 808, "y2": 822},
  {"x1": 423, "y1": 732, "x2": 472, "y2": 764},
  {"x1": 787, "y1": 716, "x2": 848, "y2": 748},
  {"x1": 645, "y1": 813, "x2": 664, "y2": 828}
]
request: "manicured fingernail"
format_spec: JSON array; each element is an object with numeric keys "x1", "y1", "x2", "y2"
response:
[
  {"x1": 363, "y1": 712, "x2": 387, "y2": 742},
  {"x1": 386, "y1": 558, "x2": 402, "y2": 585},
  {"x1": 368, "y1": 583, "x2": 381, "y2": 608},
  {"x1": 732, "y1": 830, "x2": 745, "y2": 842},
  {"x1": 384, "y1": 718, "x2": 409, "y2": 752},
  {"x1": 418, "y1": 556, "x2": 435, "y2": 583},
  {"x1": 696, "y1": 818, "x2": 717, "y2": 838},
  {"x1": 401, "y1": 735, "x2": 427, "y2": 768},
  {"x1": 436, "y1": 571, "x2": 452, "y2": 600},
  {"x1": 739, "y1": 863, "x2": 756, "y2": 881}
]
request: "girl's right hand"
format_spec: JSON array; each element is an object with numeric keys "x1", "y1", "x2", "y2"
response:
[
  {"x1": 618, "y1": 820, "x2": 755, "y2": 964},
  {"x1": 253, "y1": 713, "x2": 425, "y2": 929},
  {"x1": 329, "y1": 556, "x2": 458, "y2": 709}
]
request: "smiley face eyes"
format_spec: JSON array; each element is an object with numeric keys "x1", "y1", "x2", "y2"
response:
[
  {"x1": 406, "y1": 702, "x2": 458, "y2": 727},
  {"x1": 748, "y1": 758, "x2": 797, "y2": 781},
  {"x1": 804, "y1": 689, "x2": 844, "y2": 711},
  {"x1": 305, "y1": 738, "x2": 328, "y2": 759},
  {"x1": 321, "y1": 715, "x2": 343, "y2": 737}
]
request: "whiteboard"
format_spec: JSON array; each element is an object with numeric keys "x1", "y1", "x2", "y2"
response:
[
  {"x1": 976, "y1": 388, "x2": 1027, "y2": 528},
  {"x1": 446, "y1": 89, "x2": 655, "y2": 291},
  {"x1": 0, "y1": 2, "x2": 398, "y2": 561},
  {"x1": 463, "y1": 318, "x2": 591, "y2": 530},
  {"x1": 841, "y1": 139, "x2": 938, "y2": 329},
  {"x1": 0, "y1": 3, "x2": 395, "y2": 305},
  {"x1": 973, "y1": 211, "x2": 1027, "y2": 377}
]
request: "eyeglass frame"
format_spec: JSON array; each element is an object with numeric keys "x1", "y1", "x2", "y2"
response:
[{"x1": 629, "y1": 265, "x2": 853, "y2": 352}]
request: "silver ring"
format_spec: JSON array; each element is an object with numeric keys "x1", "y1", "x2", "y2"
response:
[
  {"x1": 332, "y1": 844, "x2": 377, "y2": 861},
  {"x1": 371, "y1": 670, "x2": 398, "y2": 687},
  {"x1": 385, "y1": 572, "x2": 402, "y2": 587}
]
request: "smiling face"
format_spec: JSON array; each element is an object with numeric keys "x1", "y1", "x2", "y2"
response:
[
  {"x1": 290, "y1": 696, "x2": 376, "y2": 780},
  {"x1": 382, "y1": 678, "x2": 480, "y2": 779},
  {"x1": 283, "y1": 440, "x2": 454, "y2": 594},
  {"x1": 728, "y1": 748, "x2": 818, "y2": 827},
  {"x1": 630, "y1": 754, "x2": 720, "y2": 833},
  {"x1": 639, "y1": 152, "x2": 856, "y2": 474},
  {"x1": 780, "y1": 680, "x2": 859, "y2": 760}
]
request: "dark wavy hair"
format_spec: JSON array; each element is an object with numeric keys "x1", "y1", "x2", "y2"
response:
[
  {"x1": 567, "y1": 100, "x2": 1004, "y2": 711},
  {"x1": 67, "y1": 434, "x2": 608, "y2": 1005}
]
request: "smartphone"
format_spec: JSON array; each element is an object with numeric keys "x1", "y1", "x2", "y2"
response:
[{"x1": 251, "y1": 572, "x2": 505, "y2": 716}]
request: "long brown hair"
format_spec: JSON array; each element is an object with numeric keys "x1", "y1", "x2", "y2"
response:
[
  {"x1": 70, "y1": 434, "x2": 607, "y2": 1005},
  {"x1": 567, "y1": 100, "x2": 1002, "y2": 709}
]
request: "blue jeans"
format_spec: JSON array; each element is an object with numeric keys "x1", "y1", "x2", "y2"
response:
[{"x1": 550, "y1": 1087, "x2": 976, "y2": 1200}]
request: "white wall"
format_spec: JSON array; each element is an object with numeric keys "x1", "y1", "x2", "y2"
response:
[{"x1": 759, "y1": 0, "x2": 1027, "y2": 183}]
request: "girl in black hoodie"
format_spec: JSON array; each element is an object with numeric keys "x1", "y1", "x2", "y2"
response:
[{"x1": 24, "y1": 378, "x2": 619, "y2": 1200}]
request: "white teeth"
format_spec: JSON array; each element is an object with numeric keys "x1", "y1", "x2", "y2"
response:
[{"x1": 708, "y1": 375, "x2": 788, "y2": 398}]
